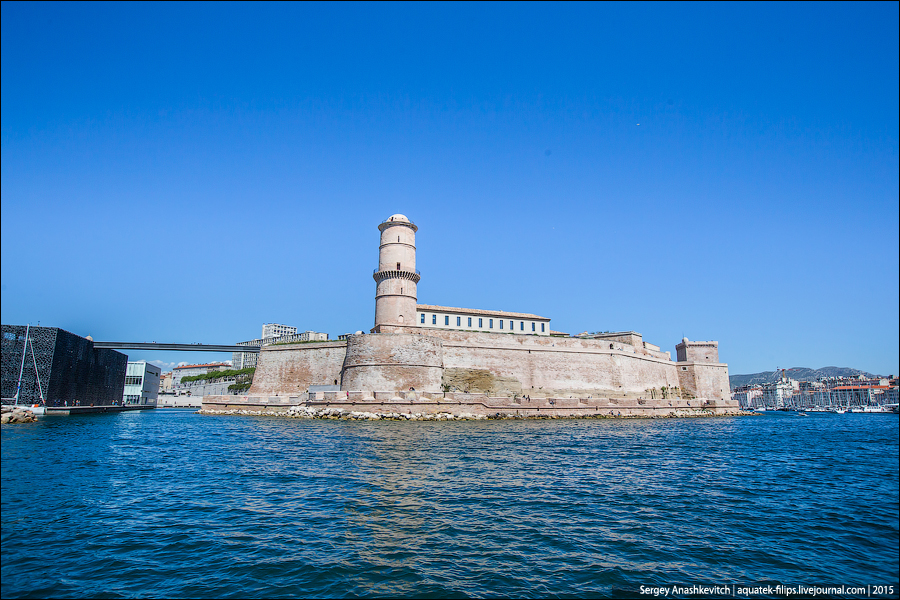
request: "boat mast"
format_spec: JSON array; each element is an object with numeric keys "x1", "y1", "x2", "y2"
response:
[
  {"x1": 13, "y1": 324, "x2": 30, "y2": 406},
  {"x1": 28, "y1": 334, "x2": 45, "y2": 405}
]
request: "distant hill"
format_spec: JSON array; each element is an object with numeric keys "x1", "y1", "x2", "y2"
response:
[{"x1": 729, "y1": 367, "x2": 880, "y2": 389}]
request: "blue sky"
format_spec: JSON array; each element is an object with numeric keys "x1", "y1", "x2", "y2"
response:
[{"x1": 2, "y1": 2, "x2": 898, "y2": 376}]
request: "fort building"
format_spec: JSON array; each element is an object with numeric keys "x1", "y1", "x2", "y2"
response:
[{"x1": 203, "y1": 214, "x2": 738, "y2": 417}]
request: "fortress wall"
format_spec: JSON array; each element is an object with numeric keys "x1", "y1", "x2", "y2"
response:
[
  {"x1": 341, "y1": 333, "x2": 443, "y2": 392},
  {"x1": 245, "y1": 330, "x2": 727, "y2": 400},
  {"x1": 441, "y1": 343, "x2": 681, "y2": 396},
  {"x1": 247, "y1": 341, "x2": 347, "y2": 396},
  {"x1": 385, "y1": 327, "x2": 683, "y2": 396},
  {"x1": 677, "y1": 362, "x2": 731, "y2": 401}
]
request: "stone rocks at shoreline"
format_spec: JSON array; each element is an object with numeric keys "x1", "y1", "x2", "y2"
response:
[
  {"x1": 198, "y1": 405, "x2": 754, "y2": 420},
  {"x1": 199, "y1": 406, "x2": 490, "y2": 420},
  {"x1": 0, "y1": 406, "x2": 38, "y2": 424}
]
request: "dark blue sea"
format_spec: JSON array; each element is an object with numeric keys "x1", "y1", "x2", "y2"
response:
[{"x1": 2, "y1": 411, "x2": 898, "y2": 599}]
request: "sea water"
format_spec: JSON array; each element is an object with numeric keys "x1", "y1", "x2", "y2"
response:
[{"x1": 2, "y1": 411, "x2": 898, "y2": 598}]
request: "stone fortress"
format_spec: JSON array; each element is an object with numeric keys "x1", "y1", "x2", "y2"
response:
[{"x1": 203, "y1": 214, "x2": 739, "y2": 417}]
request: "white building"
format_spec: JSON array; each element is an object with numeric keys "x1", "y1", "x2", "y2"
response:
[
  {"x1": 233, "y1": 329, "x2": 329, "y2": 369},
  {"x1": 262, "y1": 323, "x2": 297, "y2": 339},
  {"x1": 415, "y1": 304, "x2": 551, "y2": 336},
  {"x1": 123, "y1": 361, "x2": 162, "y2": 406}
]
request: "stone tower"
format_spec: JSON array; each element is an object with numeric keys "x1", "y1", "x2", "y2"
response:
[{"x1": 373, "y1": 214, "x2": 420, "y2": 330}]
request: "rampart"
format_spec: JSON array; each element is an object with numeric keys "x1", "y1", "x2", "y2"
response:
[
  {"x1": 245, "y1": 327, "x2": 730, "y2": 403},
  {"x1": 248, "y1": 340, "x2": 347, "y2": 396}
]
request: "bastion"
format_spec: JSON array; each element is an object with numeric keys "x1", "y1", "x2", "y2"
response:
[{"x1": 203, "y1": 214, "x2": 739, "y2": 418}]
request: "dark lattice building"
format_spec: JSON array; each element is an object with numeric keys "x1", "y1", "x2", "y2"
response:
[{"x1": 1, "y1": 325, "x2": 127, "y2": 407}]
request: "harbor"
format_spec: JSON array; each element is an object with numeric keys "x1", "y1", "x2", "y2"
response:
[
  {"x1": 732, "y1": 371, "x2": 899, "y2": 413},
  {"x1": 2, "y1": 409, "x2": 897, "y2": 597}
]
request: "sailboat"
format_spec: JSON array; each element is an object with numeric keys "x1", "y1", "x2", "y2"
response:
[{"x1": 5, "y1": 325, "x2": 46, "y2": 415}]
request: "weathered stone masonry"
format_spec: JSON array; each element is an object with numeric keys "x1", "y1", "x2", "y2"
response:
[{"x1": 205, "y1": 214, "x2": 738, "y2": 417}]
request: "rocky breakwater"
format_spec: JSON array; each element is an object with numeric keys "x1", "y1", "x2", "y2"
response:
[
  {"x1": 1, "y1": 405, "x2": 38, "y2": 424},
  {"x1": 199, "y1": 405, "x2": 490, "y2": 420},
  {"x1": 199, "y1": 404, "x2": 754, "y2": 420},
  {"x1": 201, "y1": 390, "x2": 751, "y2": 419}
]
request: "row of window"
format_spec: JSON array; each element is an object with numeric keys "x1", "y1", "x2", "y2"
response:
[
  {"x1": 420, "y1": 313, "x2": 545, "y2": 333},
  {"x1": 124, "y1": 376, "x2": 143, "y2": 386}
]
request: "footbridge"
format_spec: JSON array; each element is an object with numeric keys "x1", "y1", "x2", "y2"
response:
[{"x1": 92, "y1": 342, "x2": 260, "y2": 353}]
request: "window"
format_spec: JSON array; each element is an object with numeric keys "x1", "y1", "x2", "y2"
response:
[
  {"x1": 479, "y1": 318, "x2": 483, "y2": 327},
  {"x1": 500, "y1": 320, "x2": 504, "y2": 329},
  {"x1": 432, "y1": 314, "x2": 437, "y2": 324},
  {"x1": 468, "y1": 317, "x2": 472, "y2": 327},
  {"x1": 445, "y1": 316, "x2": 449, "y2": 325},
  {"x1": 396, "y1": 262, "x2": 401, "y2": 270},
  {"x1": 541, "y1": 323, "x2": 545, "y2": 332},
  {"x1": 420, "y1": 314, "x2": 425, "y2": 324},
  {"x1": 489, "y1": 319, "x2": 493, "y2": 328},
  {"x1": 125, "y1": 376, "x2": 143, "y2": 386},
  {"x1": 520, "y1": 321, "x2": 524, "y2": 331},
  {"x1": 457, "y1": 316, "x2": 461, "y2": 326},
  {"x1": 532, "y1": 322, "x2": 536, "y2": 332}
]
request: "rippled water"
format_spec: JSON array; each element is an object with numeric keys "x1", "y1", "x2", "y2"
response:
[{"x1": 2, "y1": 411, "x2": 898, "y2": 598}]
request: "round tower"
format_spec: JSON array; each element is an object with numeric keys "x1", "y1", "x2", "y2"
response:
[{"x1": 373, "y1": 214, "x2": 420, "y2": 329}]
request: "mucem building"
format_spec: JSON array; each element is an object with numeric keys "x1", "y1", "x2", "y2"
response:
[{"x1": 1, "y1": 325, "x2": 127, "y2": 407}]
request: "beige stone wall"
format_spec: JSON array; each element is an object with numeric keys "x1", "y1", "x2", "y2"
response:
[
  {"x1": 381, "y1": 326, "x2": 683, "y2": 397},
  {"x1": 247, "y1": 341, "x2": 347, "y2": 396},
  {"x1": 374, "y1": 277, "x2": 418, "y2": 327},
  {"x1": 341, "y1": 333, "x2": 443, "y2": 392},
  {"x1": 676, "y1": 362, "x2": 730, "y2": 401},
  {"x1": 247, "y1": 327, "x2": 728, "y2": 402},
  {"x1": 676, "y1": 340, "x2": 719, "y2": 363}
]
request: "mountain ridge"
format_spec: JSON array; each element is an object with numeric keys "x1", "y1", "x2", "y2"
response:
[{"x1": 729, "y1": 366, "x2": 883, "y2": 390}]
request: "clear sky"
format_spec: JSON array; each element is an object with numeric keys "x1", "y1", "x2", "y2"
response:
[{"x1": 2, "y1": 2, "x2": 898, "y2": 376}]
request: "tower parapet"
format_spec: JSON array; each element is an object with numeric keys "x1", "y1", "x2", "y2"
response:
[
  {"x1": 373, "y1": 214, "x2": 419, "y2": 330},
  {"x1": 675, "y1": 338, "x2": 719, "y2": 363}
]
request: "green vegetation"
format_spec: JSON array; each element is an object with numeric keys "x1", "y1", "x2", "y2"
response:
[
  {"x1": 180, "y1": 367, "x2": 255, "y2": 384},
  {"x1": 228, "y1": 382, "x2": 251, "y2": 393}
]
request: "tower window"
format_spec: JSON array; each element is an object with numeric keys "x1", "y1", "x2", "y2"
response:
[
  {"x1": 432, "y1": 314, "x2": 437, "y2": 324},
  {"x1": 445, "y1": 316, "x2": 449, "y2": 325},
  {"x1": 479, "y1": 318, "x2": 483, "y2": 327},
  {"x1": 456, "y1": 316, "x2": 461, "y2": 326},
  {"x1": 532, "y1": 323, "x2": 535, "y2": 331},
  {"x1": 397, "y1": 262, "x2": 401, "y2": 271},
  {"x1": 541, "y1": 323, "x2": 545, "y2": 332},
  {"x1": 500, "y1": 320, "x2": 504, "y2": 329},
  {"x1": 468, "y1": 317, "x2": 472, "y2": 327},
  {"x1": 520, "y1": 322, "x2": 524, "y2": 331},
  {"x1": 489, "y1": 319, "x2": 493, "y2": 328},
  {"x1": 421, "y1": 314, "x2": 425, "y2": 324}
]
